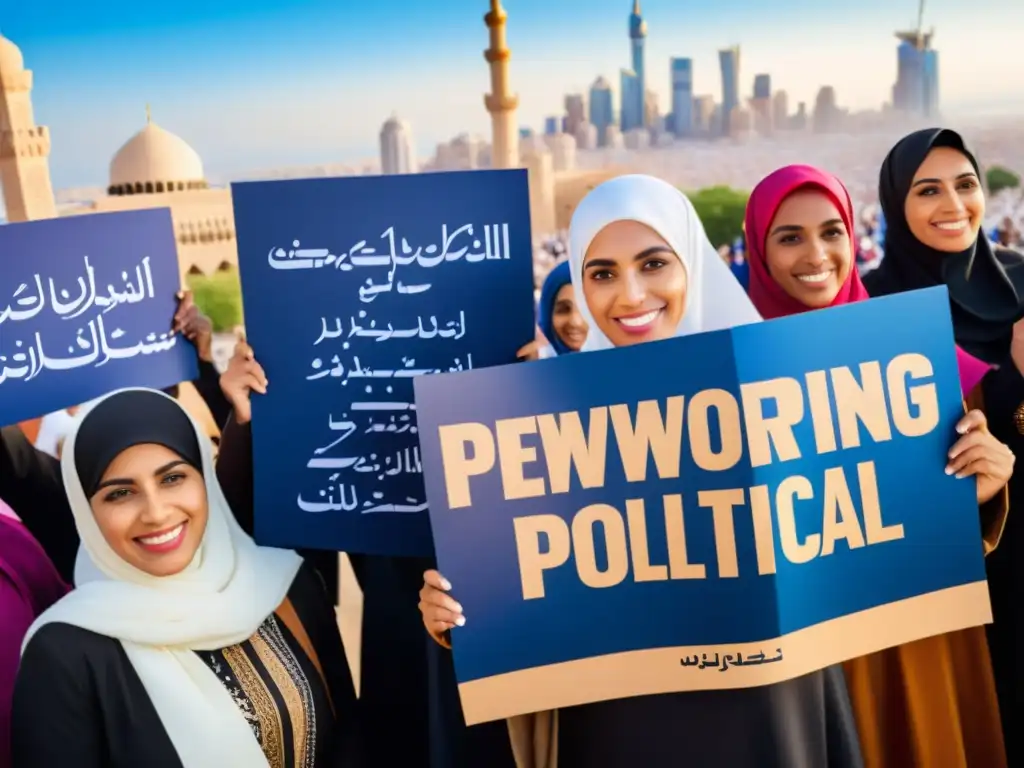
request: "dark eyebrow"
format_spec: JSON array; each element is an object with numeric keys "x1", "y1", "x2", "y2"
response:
[
  {"x1": 93, "y1": 459, "x2": 189, "y2": 492},
  {"x1": 584, "y1": 245, "x2": 674, "y2": 270},
  {"x1": 770, "y1": 218, "x2": 845, "y2": 237},
  {"x1": 769, "y1": 224, "x2": 802, "y2": 237},
  {"x1": 911, "y1": 171, "x2": 977, "y2": 188}
]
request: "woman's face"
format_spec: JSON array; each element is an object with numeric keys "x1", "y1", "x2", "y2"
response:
[
  {"x1": 551, "y1": 283, "x2": 588, "y2": 351},
  {"x1": 581, "y1": 219, "x2": 687, "y2": 347},
  {"x1": 764, "y1": 189, "x2": 853, "y2": 308},
  {"x1": 904, "y1": 146, "x2": 984, "y2": 253},
  {"x1": 89, "y1": 443, "x2": 208, "y2": 577}
]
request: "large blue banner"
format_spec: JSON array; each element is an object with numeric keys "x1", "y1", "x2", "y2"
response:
[
  {"x1": 233, "y1": 169, "x2": 534, "y2": 557},
  {"x1": 0, "y1": 209, "x2": 198, "y2": 426},
  {"x1": 414, "y1": 287, "x2": 990, "y2": 724}
]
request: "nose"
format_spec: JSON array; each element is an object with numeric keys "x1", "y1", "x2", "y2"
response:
[
  {"x1": 138, "y1": 493, "x2": 175, "y2": 527},
  {"x1": 806, "y1": 240, "x2": 827, "y2": 266},
  {"x1": 621, "y1": 270, "x2": 645, "y2": 306},
  {"x1": 939, "y1": 187, "x2": 967, "y2": 216}
]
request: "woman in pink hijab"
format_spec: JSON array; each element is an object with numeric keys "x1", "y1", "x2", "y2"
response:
[
  {"x1": 744, "y1": 164, "x2": 1012, "y2": 768},
  {"x1": 0, "y1": 499, "x2": 68, "y2": 768}
]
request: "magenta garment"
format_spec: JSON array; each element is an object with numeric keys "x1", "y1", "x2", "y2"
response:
[{"x1": 0, "y1": 499, "x2": 69, "y2": 768}]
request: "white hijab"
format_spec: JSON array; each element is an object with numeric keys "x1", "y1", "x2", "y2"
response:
[
  {"x1": 23, "y1": 388, "x2": 302, "y2": 768},
  {"x1": 568, "y1": 174, "x2": 761, "y2": 351}
]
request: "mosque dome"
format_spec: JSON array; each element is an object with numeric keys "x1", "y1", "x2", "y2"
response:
[
  {"x1": 108, "y1": 118, "x2": 208, "y2": 196},
  {"x1": 0, "y1": 34, "x2": 25, "y2": 75}
]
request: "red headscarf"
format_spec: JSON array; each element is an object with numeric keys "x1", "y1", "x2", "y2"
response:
[{"x1": 744, "y1": 165, "x2": 990, "y2": 395}]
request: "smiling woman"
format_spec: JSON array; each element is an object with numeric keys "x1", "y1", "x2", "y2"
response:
[
  {"x1": 11, "y1": 388, "x2": 362, "y2": 768},
  {"x1": 74, "y1": 404, "x2": 210, "y2": 578}
]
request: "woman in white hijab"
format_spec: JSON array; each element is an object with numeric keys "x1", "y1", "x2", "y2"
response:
[
  {"x1": 418, "y1": 175, "x2": 864, "y2": 767},
  {"x1": 11, "y1": 388, "x2": 361, "y2": 768}
]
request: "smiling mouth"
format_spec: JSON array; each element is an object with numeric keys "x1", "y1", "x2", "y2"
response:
[
  {"x1": 932, "y1": 219, "x2": 969, "y2": 232},
  {"x1": 795, "y1": 270, "x2": 833, "y2": 284},
  {"x1": 613, "y1": 308, "x2": 663, "y2": 334},
  {"x1": 135, "y1": 522, "x2": 187, "y2": 553}
]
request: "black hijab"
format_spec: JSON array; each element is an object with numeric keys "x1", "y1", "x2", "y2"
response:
[
  {"x1": 74, "y1": 389, "x2": 203, "y2": 499},
  {"x1": 863, "y1": 127, "x2": 1024, "y2": 363}
]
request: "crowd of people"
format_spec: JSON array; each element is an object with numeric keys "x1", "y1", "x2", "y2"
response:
[{"x1": 1, "y1": 126, "x2": 1023, "y2": 768}]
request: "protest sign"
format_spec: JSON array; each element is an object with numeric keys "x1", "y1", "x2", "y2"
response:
[
  {"x1": 0, "y1": 209, "x2": 197, "y2": 426},
  {"x1": 233, "y1": 169, "x2": 534, "y2": 557},
  {"x1": 414, "y1": 286, "x2": 989, "y2": 724}
]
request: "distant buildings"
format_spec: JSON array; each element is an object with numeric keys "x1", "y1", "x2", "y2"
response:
[
  {"x1": 629, "y1": 0, "x2": 647, "y2": 127},
  {"x1": 620, "y1": 68, "x2": 643, "y2": 131},
  {"x1": 813, "y1": 86, "x2": 842, "y2": 133},
  {"x1": 718, "y1": 46, "x2": 740, "y2": 135},
  {"x1": 753, "y1": 74, "x2": 771, "y2": 101},
  {"x1": 670, "y1": 58, "x2": 694, "y2": 137},
  {"x1": 892, "y1": 32, "x2": 939, "y2": 117},
  {"x1": 564, "y1": 93, "x2": 586, "y2": 136},
  {"x1": 589, "y1": 76, "x2": 614, "y2": 146},
  {"x1": 379, "y1": 115, "x2": 417, "y2": 174}
]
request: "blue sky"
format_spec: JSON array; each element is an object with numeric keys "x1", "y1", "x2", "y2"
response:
[{"x1": 4, "y1": 0, "x2": 1022, "y2": 189}]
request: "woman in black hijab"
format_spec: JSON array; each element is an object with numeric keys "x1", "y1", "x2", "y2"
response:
[
  {"x1": 864, "y1": 127, "x2": 1024, "y2": 764},
  {"x1": 864, "y1": 127, "x2": 1024, "y2": 361}
]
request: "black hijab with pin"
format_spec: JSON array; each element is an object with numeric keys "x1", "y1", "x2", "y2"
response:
[{"x1": 863, "y1": 127, "x2": 1024, "y2": 364}]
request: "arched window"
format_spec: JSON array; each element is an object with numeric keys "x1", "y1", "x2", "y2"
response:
[{"x1": 144, "y1": 182, "x2": 154, "y2": 194}]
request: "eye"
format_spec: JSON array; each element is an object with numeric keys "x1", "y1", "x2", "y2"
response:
[
  {"x1": 161, "y1": 472, "x2": 187, "y2": 486},
  {"x1": 916, "y1": 185, "x2": 940, "y2": 197},
  {"x1": 778, "y1": 234, "x2": 800, "y2": 244},
  {"x1": 957, "y1": 179, "x2": 978, "y2": 191},
  {"x1": 103, "y1": 487, "x2": 132, "y2": 503},
  {"x1": 588, "y1": 268, "x2": 614, "y2": 281},
  {"x1": 642, "y1": 258, "x2": 667, "y2": 270},
  {"x1": 823, "y1": 226, "x2": 845, "y2": 239}
]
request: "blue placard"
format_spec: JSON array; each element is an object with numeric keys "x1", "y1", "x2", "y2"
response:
[
  {"x1": 414, "y1": 287, "x2": 990, "y2": 724},
  {"x1": 0, "y1": 209, "x2": 198, "y2": 426},
  {"x1": 233, "y1": 169, "x2": 534, "y2": 557}
]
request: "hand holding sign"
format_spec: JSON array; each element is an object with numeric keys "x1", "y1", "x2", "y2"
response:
[
  {"x1": 419, "y1": 569, "x2": 465, "y2": 642},
  {"x1": 219, "y1": 342, "x2": 268, "y2": 425},
  {"x1": 173, "y1": 290, "x2": 213, "y2": 362},
  {"x1": 946, "y1": 409, "x2": 1015, "y2": 504}
]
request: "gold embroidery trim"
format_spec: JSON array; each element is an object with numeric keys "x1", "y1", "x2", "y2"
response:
[
  {"x1": 222, "y1": 643, "x2": 285, "y2": 768},
  {"x1": 1013, "y1": 401, "x2": 1024, "y2": 436},
  {"x1": 252, "y1": 618, "x2": 313, "y2": 768}
]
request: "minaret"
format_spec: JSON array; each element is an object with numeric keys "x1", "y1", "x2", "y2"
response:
[
  {"x1": 0, "y1": 33, "x2": 57, "y2": 223},
  {"x1": 484, "y1": 0, "x2": 519, "y2": 169}
]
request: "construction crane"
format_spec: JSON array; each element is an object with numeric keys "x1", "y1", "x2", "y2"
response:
[{"x1": 896, "y1": 0, "x2": 933, "y2": 51}]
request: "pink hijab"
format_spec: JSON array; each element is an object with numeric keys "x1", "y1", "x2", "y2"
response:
[{"x1": 744, "y1": 164, "x2": 991, "y2": 396}]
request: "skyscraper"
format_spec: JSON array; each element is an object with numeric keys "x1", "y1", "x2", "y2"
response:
[
  {"x1": 923, "y1": 48, "x2": 939, "y2": 116},
  {"x1": 893, "y1": 20, "x2": 939, "y2": 118},
  {"x1": 753, "y1": 73, "x2": 771, "y2": 101},
  {"x1": 589, "y1": 76, "x2": 614, "y2": 146},
  {"x1": 379, "y1": 115, "x2": 417, "y2": 174},
  {"x1": 813, "y1": 86, "x2": 841, "y2": 133},
  {"x1": 628, "y1": 1, "x2": 647, "y2": 128},
  {"x1": 564, "y1": 93, "x2": 586, "y2": 136},
  {"x1": 718, "y1": 46, "x2": 740, "y2": 135},
  {"x1": 620, "y1": 69, "x2": 643, "y2": 132},
  {"x1": 670, "y1": 58, "x2": 694, "y2": 138},
  {"x1": 772, "y1": 90, "x2": 789, "y2": 130},
  {"x1": 544, "y1": 116, "x2": 560, "y2": 135}
]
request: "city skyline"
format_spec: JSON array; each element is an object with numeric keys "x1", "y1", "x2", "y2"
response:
[{"x1": 3, "y1": 0, "x2": 1023, "y2": 189}]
